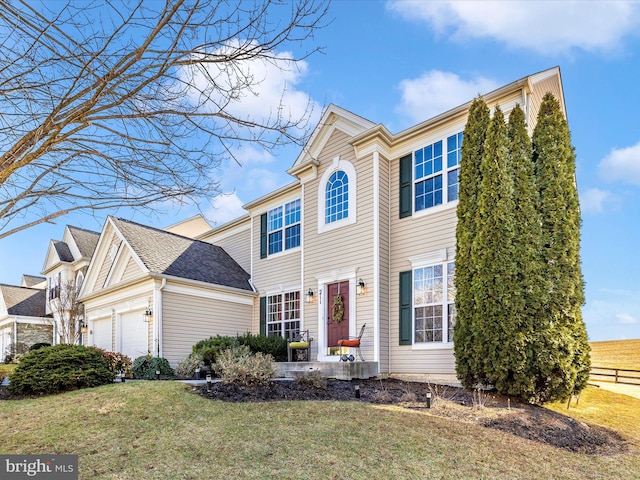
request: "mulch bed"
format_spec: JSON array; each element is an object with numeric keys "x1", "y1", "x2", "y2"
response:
[{"x1": 196, "y1": 378, "x2": 629, "y2": 456}]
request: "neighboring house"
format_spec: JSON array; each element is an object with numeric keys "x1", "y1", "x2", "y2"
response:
[
  {"x1": 201, "y1": 66, "x2": 565, "y2": 382},
  {"x1": 0, "y1": 282, "x2": 52, "y2": 362},
  {"x1": 78, "y1": 216, "x2": 255, "y2": 365},
  {"x1": 41, "y1": 225, "x2": 100, "y2": 345}
]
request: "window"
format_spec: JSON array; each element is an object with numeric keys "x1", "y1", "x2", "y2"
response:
[
  {"x1": 325, "y1": 170, "x2": 348, "y2": 223},
  {"x1": 265, "y1": 199, "x2": 301, "y2": 256},
  {"x1": 266, "y1": 291, "x2": 300, "y2": 339},
  {"x1": 413, "y1": 262, "x2": 455, "y2": 344},
  {"x1": 412, "y1": 132, "x2": 463, "y2": 213}
]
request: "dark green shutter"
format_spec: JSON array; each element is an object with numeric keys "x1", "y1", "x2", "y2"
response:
[
  {"x1": 259, "y1": 296, "x2": 267, "y2": 336},
  {"x1": 399, "y1": 270, "x2": 412, "y2": 345},
  {"x1": 260, "y1": 213, "x2": 268, "y2": 259},
  {"x1": 399, "y1": 154, "x2": 412, "y2": 218}
]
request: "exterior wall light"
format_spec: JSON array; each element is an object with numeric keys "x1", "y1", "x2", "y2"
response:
[
  {"x1": 356, "y1": 278, "x2": 366, "y2": 296},
  {"x1": 305, "y1": 289, "x2": 315, "y2": 303},
  {"x1": 143, "y1": 301, "x2": 153, "y2": 323}
]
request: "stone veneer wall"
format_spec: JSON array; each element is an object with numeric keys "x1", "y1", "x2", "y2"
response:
[{"x1": 17, "y1": 323, "x2": 54, "y2": 348}]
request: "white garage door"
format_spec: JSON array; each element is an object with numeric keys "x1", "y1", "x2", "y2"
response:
[
  {"x1": 92, "y1": 319, "x2": 112, "y2": 351},
  {"x1": 120, "y1": 311, "x2": 148, "y2": 360}
]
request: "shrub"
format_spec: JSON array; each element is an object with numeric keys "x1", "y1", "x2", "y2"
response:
[
  {"x1": 236, "y1": 333, "x2": 287, "y2": 362},
  {"x1": 175, "y1": 353, "x2": 204, "y2": 379},
  {"x1": 100, "y1": 350, "x2": 132, "y2": 377},
  {"x1": 8, "y1": 344, "x2": 114, "y2": 396},
  {"x1": 131, "y1": 355, "x2": 174, "y2": 380},
  {"x1": 192, "y1": 336, "x2": 239, "y2": 366},
  {"x1": 214, "y1": 345, "x2": 276, "y2": 386},
  {"x1": 294, "y1": 370, "x2": 326, "y2": 390},
  {"x1": 192, "y1": 333, "x2": 288, "y2": 366},
  {"x1": 29, "y1": 342, "x2": 51, "y2": 352}
]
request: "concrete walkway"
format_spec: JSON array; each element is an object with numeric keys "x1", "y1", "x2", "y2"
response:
[{"x1": 590, "y1": 381, "x2": 640, "y2": 400}]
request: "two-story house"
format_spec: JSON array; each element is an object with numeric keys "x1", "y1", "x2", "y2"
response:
[{"x1": 77, "y1": 67, "x2": 566, "y2": 383}]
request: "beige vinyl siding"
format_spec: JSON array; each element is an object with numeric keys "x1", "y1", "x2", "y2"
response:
[
  {"x1": 303, "y1": 129, "x2": 375, "y2": 361},
  {"x1": 95, "y1": 233, "x2": 122, "y2": 290},
  {"x1": 162, "y1": 290, "x2": 252, "y2": 366},
  {"x1": 218, "y1": 230, "x2": 251, "y2": 274},
  {"x1": 388, "y1": 153, "x2": 458, "y2": 375},
  {"x1": 529, "y1": 74, "x2": 564, "y2": 130},
  {"x1": 120, "y1": 255, "x2": 144, "y2": 284}
]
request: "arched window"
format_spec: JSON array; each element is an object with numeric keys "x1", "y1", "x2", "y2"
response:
[{"x1": 325, "y1": 170, "x2": 349, "y2": 224}]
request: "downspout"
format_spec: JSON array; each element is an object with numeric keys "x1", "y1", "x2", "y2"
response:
[
  {"x1": 387, "y1": 157, "x2": 392, "y2": 375},
  {"x1": 301, "y1": 183, "x2": 306, "y2": 330},
  {"x1": 154, "y1": 278, "x2": 166, "y2": 357}
]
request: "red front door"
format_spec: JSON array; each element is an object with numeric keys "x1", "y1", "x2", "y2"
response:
[{"x1": 327, "y1": 281, "x2": 349, "y2": 347}]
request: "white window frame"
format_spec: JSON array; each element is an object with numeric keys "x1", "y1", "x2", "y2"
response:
[
  {"x1": 267, "y1": 199, "x2": 301, "y2": 256},
  {"x1": 266, "y1": 291, "x2": 301, "y2": 340},
  {"x1": 317, "y1": 156, "x2": 357, "y2": 234},
  {"x1": 412, "y1": 130, "x2": 463, "y2": 218},
  {"x1": 409, "y1": 249, "x2": 456, "y2": 350}
]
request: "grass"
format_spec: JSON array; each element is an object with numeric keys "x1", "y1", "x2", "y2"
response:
[
  {"x1": 0, "y1": 364, "x2": 16, "y2": 377},
  {"x1": 1, "y1": 381, "x2": 639, "y2": 479},
  {"x1": 590, "y1": 339, "x2": 640, "y2": 370}
]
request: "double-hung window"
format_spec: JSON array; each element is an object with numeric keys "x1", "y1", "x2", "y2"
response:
[
  {"x1": 267, "y1": 291, "x2": 301, "y2": 339},
  {"x1": 266, "y1": 199, "x2": 300, "y2": 256},
  {"x1": 413, "y1": 132, "x2": 463, "y2": 213},
  {"x1": 413, "y1": 262, "x2": 456, "y2": 344}
]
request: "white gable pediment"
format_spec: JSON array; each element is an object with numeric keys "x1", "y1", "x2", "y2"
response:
[
  {"x1": 79, "y1": 217, "x2": 149, "y2": 299},
  {"x1": 41, "y1": 240, "x2": 62, "y2": 274},
  {"x1": 288, "y1": 105, "x2": 376, "y2": 176}
]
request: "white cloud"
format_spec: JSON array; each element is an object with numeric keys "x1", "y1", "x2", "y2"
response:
[
  {"x1": 387, "y1": 0, "x2": 640, "y2": 54},
  {"x1": 616, "y1": 312, "x2": 638, "y2": 324},
  {"x1": 396, "y1": 70, "x2": 499, "y2": 123},
  {"x1": 206, "y1": 193, "x2": 246, "y2": 226},
  {"x1": 598, "y1": 141, "x2": 640, "y2": 185},
  {"x1": 580, "y1": 188, "x2": 612, "y2": 213},
  {"x1": 179, "y1": 40, "x2": 321, "y2": 131}
]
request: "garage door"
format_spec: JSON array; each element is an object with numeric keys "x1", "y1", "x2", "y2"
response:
[
  {"x1": 120, "y1": 311, "x2": 148, "y2": 360},
  {"x1": 92, "y1": 318, "x2": 112, "y2": 351}
]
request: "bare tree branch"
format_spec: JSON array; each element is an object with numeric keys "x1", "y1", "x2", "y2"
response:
[{"x1": 0, "y1": 0, "x2": 329, "y2": 238}]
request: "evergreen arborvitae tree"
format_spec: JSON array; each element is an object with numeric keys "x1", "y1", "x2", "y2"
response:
[
  {"x1": 507, "y1": 105, "x2": 542, "y2": 399},
  {"x1": 454, "y1": 97, "x2": 490, "y2": 388},
  {"x1": 531, "y1": 93, "x2": 590, "y2": 403},
  {"x1": 469, "y1": 106, "x2": 521, "y2": 392}
]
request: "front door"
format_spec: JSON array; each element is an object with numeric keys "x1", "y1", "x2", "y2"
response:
[{"x1": 327, "y1": 281, "x2": 349, "y2": 347}]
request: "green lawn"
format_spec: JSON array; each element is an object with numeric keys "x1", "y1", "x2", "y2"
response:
[{"x1": 1, "y1": 381, "x2": 639, "y2": 479}]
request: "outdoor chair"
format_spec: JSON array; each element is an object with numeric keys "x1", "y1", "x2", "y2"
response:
[
  {"x1": 287, "y1": 330, "x2": 312, "y2": 362},
  {"x1": 338, "y1": 323, "x2": 366, "y2": 362}
]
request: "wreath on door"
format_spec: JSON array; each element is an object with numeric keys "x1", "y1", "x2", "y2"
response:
[{"x1": 332, "y1": 294, "x2": 345, "y2": 323}]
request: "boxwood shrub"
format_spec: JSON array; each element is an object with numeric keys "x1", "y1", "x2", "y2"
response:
[
  {"x1": 8, "y1": 344, "x2": 114, "y2": 396},
  {"x1": 131, "y1": 355, "x2": 174, "y2": 380},
  {"x1": 192, "y1": 333, "x2": 287, "y2": 366}
]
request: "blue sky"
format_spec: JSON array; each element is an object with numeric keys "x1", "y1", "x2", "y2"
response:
[{"x1": 1, "y1": 0, "x2": 639, "y2": 342}]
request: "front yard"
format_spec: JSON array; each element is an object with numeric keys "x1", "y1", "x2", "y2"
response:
[{"x1": 0, "y1": 381, "x2": 639, "y2": 479}]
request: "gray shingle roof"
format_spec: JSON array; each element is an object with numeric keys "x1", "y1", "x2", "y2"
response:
[
  {"x1": 67, "y1": 226, "x2": 100, "y2": 259},
  {"x1": 111, "y1": 217, "x2": 253, "y2": 292},
  {"x1": 21, "y1": 275, "x2": 46, "y2": 288},
  {"x1": 0, "y1": 284, "x2": 50, "y2": 317},
  {"x1": 52, "y1": 240, "x2": 74, "y2": 262}
]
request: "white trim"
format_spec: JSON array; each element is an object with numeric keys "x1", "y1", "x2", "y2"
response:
[
  {"x1": 315, "y1": 269, "x2": 358, "y2": 362},
  {"x1": 261, "y1": 282, "x2": 302, "y2": 297},
  {"x1": 372, "y1": 151, "x2": 380, "y2": 363},
  {"x1": 409, "y1": 249, "x2": 449, "y2": 268},
  {"x1": 162, "y1": 282, "x2": 255, "y2": 306},
  {"x1": 317, "y1": 156, "x2": 358, "y2": 234}
]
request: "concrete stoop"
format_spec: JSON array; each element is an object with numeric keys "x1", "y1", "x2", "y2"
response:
[{"x1": 276, "y1": 361, "x2": 378, "y2": 381}]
